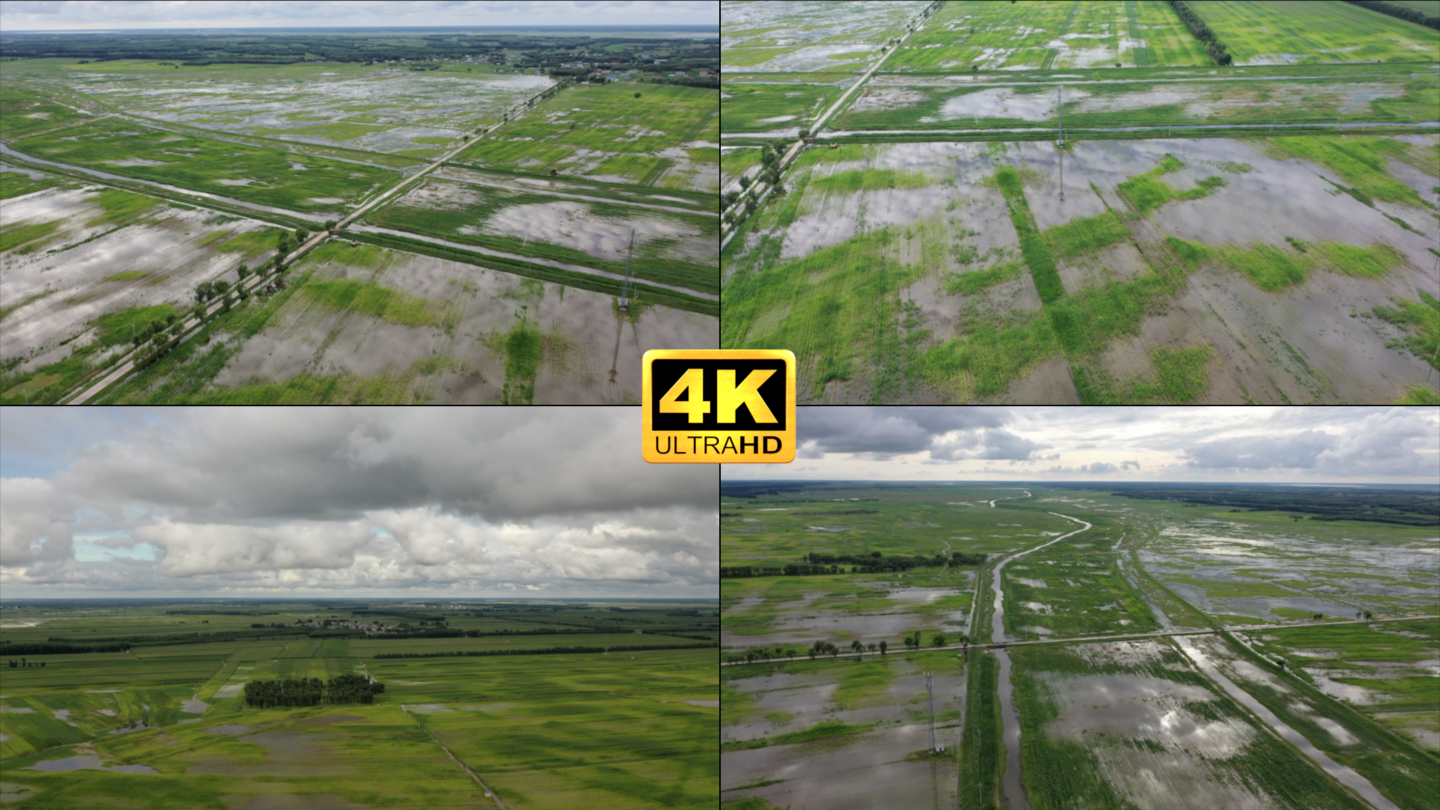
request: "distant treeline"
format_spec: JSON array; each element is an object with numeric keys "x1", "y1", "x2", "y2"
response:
[
  {"x1": 0, "y1": 641, "x2": 131, "y2": 655},
  {"x1": 1168, "y1": 1, "x2": 1233, "y2": 65},
  {"x1": 1345, "y1": 0, "x2": 1440, "y2": 31},
  {"x1": 243, "y1": 674, "x2": 384, "y2": 709},
  {"x1": 647, "y1": 75, "x2": 719, "y2": 89},
  {"x1": 1059, "y1": 483, "x2": 1440, "y2": 527},
  {"x1": 721, "y1": 550, "x2": 986, "y2": 579},
  {"x1": 373, "y1": 642, "x2": 714, "y2": 659},
  {"x1": 0, "y1": 31, "x2": 717, "y2": 70},
  {"x1": 46, "y1": 628, "x2": 297, "y2": 646},
  {"x1": 807, "y1": 551, "x2": 988, "y2": 568}
]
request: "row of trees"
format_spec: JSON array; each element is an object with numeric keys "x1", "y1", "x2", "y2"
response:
[
  {"x1": 728, "y1": 632, "x2": 976, "y2": 664},
  {"x1": 241, "y1": 674, "x2": 384, "y2": 709},
  {"x1": 0, "y1": 641, "x2": 131, "y2": 655},
  {"x1": 373, "y1": 642, "x2": 713, "y2": 659},
  {"x1": 1344, "y1": 0, "x2": 1440, "y2": 31},
  {"x1": 7, "y1": 659, "x2": 47, "y2": 668},
  {"x1": 805, "y1": 550, "x2": 988, "y2": 570},
  {"x1": 1168, "y1": 1, "x2": 1233, "y2": 66}
]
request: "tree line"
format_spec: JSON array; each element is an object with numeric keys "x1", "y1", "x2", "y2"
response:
[
  {"x1": 1344, "y1": 0, "x2": 1440, "y2": 31},
  {"x1": 1168, "y1": 1, "x2": 1234, "y2": 65},
  {"x1": 373, "y1": 642, "x2": 714, "y2": 659},
  {"x1": 1, "y1": 641, "x2": 131, "y2": 655},
  {"x1": 805, "y1": 550, "x2": 988, "y2": 569},
  {"x1": 242, "y1": 674, "x2": 384, "y2": 709}
]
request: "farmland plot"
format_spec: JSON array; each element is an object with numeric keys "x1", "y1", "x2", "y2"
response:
[
  {"x1": 881, "y1": 0, "x2": 1081, "y2": 72},
  {"x1": 0, "y1": 182, "x2": 290, "y2": 405},
  {"x1": 1239, "y1": 620, "x2": 1440, "y2": 755},
  {"x1": 365, "y1": 177, "x2": 719, "y2": 295},
  {"x1": 722, "y1": 137, "x2": 1440, "y2": 404},
  {"x1": 451, "y1": 83, "x2": 718, "y2": 192},
  {"x1": 1141, "y1": 514, "x2": 1440, "y2": 623},
  {"x1": 1008, "y1": 639, "x2": 1374, "y2": 809},
  {"x1": 99, "y1": 242, "x2": 716, "y2": 405},
  {"x1": 2, "y1": 59, "x2": 553, "y2": 158},
  {"x1": 722, "y1": 0, "x2": 927, "y2": 73},
  {"x1": 8, "y1": 117, "x2": 398, "y2": 214},
  {"x1": 835, "y1": 72, "x2": 1440, "y2": 133},
  {"x1": 721, "y1": 652, "x2": 963, "y2": 810},
  {"x1": 1187, "y1": 0, "x2": 1440, "y2": 66},
  {"x1": 721, "y1": 76, "x2": 853, "y2": 135},
  {"x1": 1186, "y1": 630, "x2": 1440, "y2": 810}
]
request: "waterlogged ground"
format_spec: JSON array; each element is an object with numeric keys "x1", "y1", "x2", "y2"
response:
[
  {"x1": 4, "y1": 60, "x2": 553, "y2": 158},
  {"x1": 721, "y1": 136, "x2": 1440, "y2": 403},
  {"x1": 1142, "y1": 517, "x2": 1440, "y2": 622},
  {"x1": 722, "y1": 0, "x2": 926, "y2": 73},
  {"x1": 722, "y1": 652, "x2": 962, "y2": 810},
  {"x1": 100, "y1": 243, "x2": 716, "y2": 405}
]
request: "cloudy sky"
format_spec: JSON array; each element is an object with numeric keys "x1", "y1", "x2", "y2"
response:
[
  {"x1": 0, "y1": 1, "x2": 717, "y2": 31},
  {"x1": 722, "y1": 407, "x2": 1440, "y2": 484},
  {"x1": 1, "y1": 407, "x2": 717, "y2": 599}
]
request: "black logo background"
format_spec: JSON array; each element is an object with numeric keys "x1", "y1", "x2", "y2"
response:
[{"x1": 649, "y1": 358, "x2": 788, "y2": 431}]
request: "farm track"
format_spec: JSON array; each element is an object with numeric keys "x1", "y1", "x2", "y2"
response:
[{"x1": 403, "y1": 704, "x2": 511, "y2": 810}]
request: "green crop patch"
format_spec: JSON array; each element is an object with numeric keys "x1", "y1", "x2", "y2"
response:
[
  {"x1": 1116, "y1": 154, "x2": 1225, "y2": 214},
  {"x1": 0, "y1": 218, "x2": 65, "y2": 254},
  {"x1": 0, "y1": 168, "x2": 63, "y2": 200},
  {"x1": 1184, "y1": 0, "x2": 1440, "y2": 66},
  {"x1": 945, "y1": 260, "x2": 1025, "y2": 296},
  {"x1": 1044, "y1": 210, "x2": 1131, "y2": 261},
  {"x1": 1373, "y1": 291, "x2": 1440, "y2": 371},
  {"x1": 809, "y1": 168, "x2": 933, "y2": 193},
  {"x1": 1264, "y1": 136, "x2": 1437, "y2": 211},
  {"x1": 300, "y1": 280, "x2": 440, "y2": 327}
]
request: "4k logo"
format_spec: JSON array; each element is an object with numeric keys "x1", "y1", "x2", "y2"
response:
[{"x1": 642, "y1": 350, "x2": 795, "y2": 463}]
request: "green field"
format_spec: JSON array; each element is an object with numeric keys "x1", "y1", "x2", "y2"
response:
[
  {"x1": 1189, "y1": 0, "x2": 1440, "y2": 66},
  {"x1": 9, "y1": 117, "x2": 397, "y2": 213},
  {"x1": 452, "y1": 83, "x2": 718, "y2": 190},
  {"x1": 1, "y1": 601, "x2": 718, "y2": 809}
]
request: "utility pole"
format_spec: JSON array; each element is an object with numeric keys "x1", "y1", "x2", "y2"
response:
[
  {"x1": 925, "y1": 671, "x2": 936, "y2": 752},
  {"x1": 1056, "y1": 84, "x2": 1063, "y2": 147}
]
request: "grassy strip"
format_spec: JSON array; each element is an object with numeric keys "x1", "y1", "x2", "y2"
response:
[
  {"x1": 1264, "y1": 136, "x2": 1437, "y2": 210},
  {"x1": 1072, "y1": 343, "x2": 1215, "y2": 404},
  {"x1": 809, "y1": 168, "x2": 933, "y2": 193},
  {"x1": 1166, "y1": 236, "x2": 1406, "y2": 290},
  {"x1": 344, "y1": 230, "x2": 716, "y2": 317},
  {"x1": 300, "y1": 279, "x2": 440, "y2": 327},
  {"x1": 1373, "y1": 290, "x2": 1440, "y2": 370},
  {"x1": 808, "y1": 123, "x2": 1438, "y2": 146},
  {"x1": 945, "y1": 260, "x2": 1024, "y2": 295},
  {"x1": 1043, "y1": 210, "x2": 1131, "y2": 261},
  {"x1": 720, "y1": 720, "x2": 873, "y2": 753},
  {"x1": 1394, "y1": 385, "x2": 1440, "y2": 404},
  {"x1": 1116, "y1": 153, "x2": 1225, "y2": 214},
  {"x1": 958, "y1": 651, "x2": 1002, "y2": 810},
  {"x1": 994, "y1": 167, "x2": 1063, "y2": 303}
]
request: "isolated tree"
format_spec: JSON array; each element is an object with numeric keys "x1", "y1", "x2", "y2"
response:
[
  {"x1": 295, "y1": 227, "x2": 309, "y2": 243},
  {"x1": 879, "y1": 640, "x2": 887, "y2": 656},
  {"x1": 213, "y1": 280, "x2": 230, "y2": 297},
  {"x1": 237, "y1": 265, "x2": 250, "y2": 283},
  {"x1": 549, "y1": 168, "x2": 558, "y2": 176},
  {"x1": 799, "y1": 128, "x2": 810, "y2": 140},
  {"x1": 851, "y1": 640, "x2": 863, "y2": 656},
  {"x1": 194, "y1": 281, "x2": 214, "y2": 304},
  {"x1": 739, "y1": 175, "x2": 751, "y2": 190},
  {"x1": 1274, "y1": 657, "x2": 1287, "y2": 670},
  {"x1": 933, "y1": 634, "x2": 946, "y2": 648},
  {"x1": 324, "y1": 219, "x2": 337, "y2": 233},
  {"x1": 634, "y1": 92, "x2": 642, "y2": 98},
  {"x1": 1364, "y1": 611, "x2": 1373, "y2": 620}
]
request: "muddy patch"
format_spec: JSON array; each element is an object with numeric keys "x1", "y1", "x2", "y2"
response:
[{"x1": 25, "y1": 754, "x2": 158, "y2": 774}]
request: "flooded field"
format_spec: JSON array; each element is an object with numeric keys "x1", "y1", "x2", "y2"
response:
[
  {"x1": 722, "y1": 0, "x2": 927, "y2": 73},
  {"x1": 1, "y1": 179, "x2": 284, "y2": 370},
  {"x1": 3, "y1": 59, "x2": 553, "y2": 158},
  {"x1": 98, "y1": 242, "x2": 716, "y2": 404},
  {"x1": 721, "y1": 136, "x2": 1440, "y2": 403}
]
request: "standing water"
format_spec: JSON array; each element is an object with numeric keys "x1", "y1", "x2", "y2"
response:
[{"x1": 987, "y1": 513, "x2": 1092, "y2": 810}]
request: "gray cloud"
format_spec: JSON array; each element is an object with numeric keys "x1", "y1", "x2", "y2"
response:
[
  {"x1": 1122, "y1": 460, "x2": 1141, "y2": 470},
  {"x1": 1184, "y1": 430, "x2": 1338, "y2": 470},
  {"x1": 1, "y1": 407, "x2": 716, "y2": 597},
  {"x1": 796, "y1": 407, "x2": 1041, "y2": 461},
  {"x1": 0, "y1": 1, "x2": 718, "y2": 30}
]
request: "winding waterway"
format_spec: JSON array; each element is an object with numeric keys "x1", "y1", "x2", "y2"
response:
[{"x1": 988, "y1": 512, "x2": 1092, "y2": 810}]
